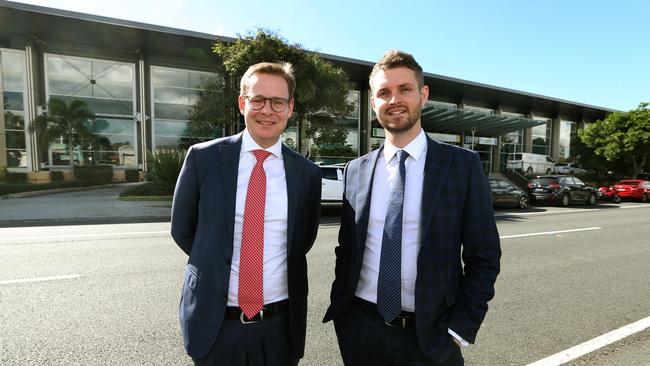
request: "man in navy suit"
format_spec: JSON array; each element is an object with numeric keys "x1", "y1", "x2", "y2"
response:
[
  {"x1": 172, "y1": 62, "x2": 321, "y2": 366},
  {"x1": 324, "y1": 50, "x2": 501, "y2": 365}
]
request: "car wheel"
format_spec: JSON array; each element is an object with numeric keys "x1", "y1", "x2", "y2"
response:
[
  {"x1": 612, "y1": 195, "x2": 621, "y2": 204},
  {"x1": 642, "y1": 193, "x2": 648, "y2": 203},
  {"x1": 518, "y1": 196, "x2": 529, "y2": 209},
  {"x1": 587, "y1": 193, "x2": 596, "y2": 205},
  {"x1": 560, "y1": 193, "x2": 570, "y2": 207}
]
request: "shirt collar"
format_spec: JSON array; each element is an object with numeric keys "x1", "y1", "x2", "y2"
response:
[
  {"x1": 241, "y1": 129, "x2": 283, "y2": 158},
  {"x1": 382, "y1": 129, "x2": 427, "y2": 163}
]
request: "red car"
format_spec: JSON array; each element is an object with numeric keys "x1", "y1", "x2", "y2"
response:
[
  {"x1": 609, "y1": 180, "x2": 650, "y2": 202},
  {"x1": 597, "y1": 185, "x2": 621, "y2": 203}
]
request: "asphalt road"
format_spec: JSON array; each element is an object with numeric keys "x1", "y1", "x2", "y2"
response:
[{"x1": 1, "y1": 202, "x2": 649, "y2": 365}]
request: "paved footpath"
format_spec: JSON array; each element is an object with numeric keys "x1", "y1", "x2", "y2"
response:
[{"x1": 0, "y1": 185, "x2": 171, "y2": 227}]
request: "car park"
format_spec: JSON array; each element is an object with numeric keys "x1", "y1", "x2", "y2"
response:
[
  {"x1": 489, "y1": 178, "x2": 529, "y2": 209},
  {"x1": 554, "y1": 162, "x2": 587, "y2": 175},
  {"x1": 527, "y1": 175, "x2": 597, "y2": 207},
  {"x1": 320, "y1": 164, "x2": 344, "y2": 205},
  {"x1": 608, "y1": 180, "x2": 650, "y2": 202}
]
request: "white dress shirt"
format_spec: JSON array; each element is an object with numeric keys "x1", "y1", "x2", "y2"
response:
[
  {"x1": 355, "y1": 129, "x2": 469, "y2": 347},
  {"x1": 227, "y1": 130, "x2": 289, "y2": 306}
]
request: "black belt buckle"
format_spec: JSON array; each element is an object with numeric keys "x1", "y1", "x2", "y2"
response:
[{"x1": 240, "y1": 310, "x2": 263, "y2": 324}]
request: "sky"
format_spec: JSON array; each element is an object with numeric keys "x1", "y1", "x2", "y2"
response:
[{"x1": 11, "y1": 0, "x2": 650, "y2": 111}]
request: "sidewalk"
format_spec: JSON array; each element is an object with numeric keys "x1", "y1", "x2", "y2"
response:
[{"x1": 0, "y1": 184, "x2": 171, "y2": 227}]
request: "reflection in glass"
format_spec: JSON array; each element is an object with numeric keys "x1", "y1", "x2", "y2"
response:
[{"x1": 307, "y1": 91, "x2": 359, "y2": 164}]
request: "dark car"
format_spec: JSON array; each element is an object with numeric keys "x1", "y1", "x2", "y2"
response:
[
  {"x1": 528, "y1": 175, "x2": 597, "y2": 207},
  {"x1": 489, "y1": 178, "x2": 529, "y2": 209}
]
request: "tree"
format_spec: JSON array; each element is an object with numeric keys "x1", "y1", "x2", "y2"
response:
[
  {"x1": 579, "y1": 102, "x2": 650, "y2": 179},
  {"x1": 31, "y1": 98, "x2": 97, "y2": 175},
  {"x1": 190, "y1": 29, "x2": 353, "y2": 154}
]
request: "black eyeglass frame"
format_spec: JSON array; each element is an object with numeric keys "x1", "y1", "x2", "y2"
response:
[{"x1": 244, "y1": 95, "x2": 292, "y2": 113}]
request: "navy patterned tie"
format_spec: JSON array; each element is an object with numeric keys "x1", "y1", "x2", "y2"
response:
[{"x1": 377, "y1": 149, "x2": 408, "y2": 322}]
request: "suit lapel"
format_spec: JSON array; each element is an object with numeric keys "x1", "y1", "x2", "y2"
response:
[
  {"x1": 356, "y1": 147, "x2": 382, "y2": 251},
  {"x1": 219, "y1": 135, "x2": 242, "y2": 247},
  {"x1": 420, "y1": 137, "x2": 453, "y2": 241},
  {"x1": 282, "y1": 145, "x2": 300, "y2": 254}
]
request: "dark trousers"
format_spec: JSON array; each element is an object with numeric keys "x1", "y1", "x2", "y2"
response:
[
  {"x1": 193, "y1": 312, "x2": 298, "y2": 366},
  {"x1": 334, "y1": 302, "x2": 463, "y2": 366}
]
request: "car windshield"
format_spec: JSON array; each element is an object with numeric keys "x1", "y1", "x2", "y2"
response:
[
  {"x1": 616, "y1": 181, "x2": 639, "y2": 186},
  {"x1": 556, "y1": 163, "x2": 568, "y2": 167},
  {"x1": 531, "y1": 178, "x2": 557, "y2": 185}
]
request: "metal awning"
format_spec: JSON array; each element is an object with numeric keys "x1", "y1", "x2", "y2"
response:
[{"x1": 420, "y1": 104, "x2": 546, "y2": 137}]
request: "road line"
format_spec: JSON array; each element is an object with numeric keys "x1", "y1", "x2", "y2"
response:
[
  {"x1": 526, "y1": 315, "x2": 650, "y2": 366},
  {"x1": 0, "y1": 274, "x2": 81, "y2": 285},
  {"x1": 2, "y1": 231, "x2": 169, "y2": 242},
  {"x1": 500, "y1": 227, "x2": 601, "y2": 239}
]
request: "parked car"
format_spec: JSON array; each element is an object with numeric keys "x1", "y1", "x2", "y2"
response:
[
  {"x1": 320, "y1": 165, "x2": 344, "y2": 205},
  {"x1": 507, "y1": 153, "x2": 555, "y2": 175},
  {"x1": 597, "y1": 185, "x2": 621, "y2": 203},
  {"x1": 527, "y1": 175, "x2": 597, "y2": 207},
  {"x1": 489, "y1": 178, "x2": 529, "y2": 209},
  {"x1": 608, "y1": 180, "x2": 650, "y2": 202},
  {"x1": 554, "y1": 162, "x2": 587, "y2": 175}
]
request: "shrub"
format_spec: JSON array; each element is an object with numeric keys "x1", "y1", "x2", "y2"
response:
[
  {"x1": 0, "y1": 166, "x2": 6, "y2": 183},
  {"x1": 119, "y1": 181, "x2": 174, "y2": 196},
  {"x1": 147, "y1": 149, "x2": 186, "y2": 188},
  {"x1": 74, "y1": 165, "x2": 113, "y2": 183},
  {"x1": 6, "y1": 172, "x2": 27, "y2": 183},
  {"x1": 50, "y1": 171, "x2": 65, "y2": 182},
  {"x1": 124, "y1": 169, "x2": 140, "y2": 183}
]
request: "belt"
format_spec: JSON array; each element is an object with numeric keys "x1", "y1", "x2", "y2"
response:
[
  {"x1": 226, "y1": 299, "x2": 289, "y2": 324},
  {"x1": 353, "y1": 297, "x2": 416, "y2": 328}
]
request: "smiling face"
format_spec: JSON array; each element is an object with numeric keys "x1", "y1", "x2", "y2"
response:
[
  {"x1": 238, "y1": 72, "x2": 294, "y2": 148},
  {"x1": 370, "y1": 66, "x2": 428, "y2": 146}
]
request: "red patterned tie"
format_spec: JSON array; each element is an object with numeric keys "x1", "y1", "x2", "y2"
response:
[{"x1": 238, "y1": 149, "x2": 272, "y2": 319}]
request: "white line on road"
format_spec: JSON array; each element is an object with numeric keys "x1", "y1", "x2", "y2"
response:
[
  {"x1": 526, "y1": 315, "x2": 650, "y2": 366},
  {"x1": 2, "y1": 231, "x2": 169, "y2": 242},
  {"x1": 0, "y1": 274, "x2": 81, "y2": 285},
  {"x1": 500, "y1": 227, "x2": 601, "y2": 239}
]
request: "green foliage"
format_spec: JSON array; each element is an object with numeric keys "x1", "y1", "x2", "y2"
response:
[
  {"x1": 74, "y1": 165, "x2": 113, "y2": 184},
  {"x1": 6, "y1": 172, "x2": 27, "y2": 184},
  {"x1": 0, "y1": 181, "x2": 103, "y2": 197},
  {"x1": 50, "y1": 171, "x2": 65, "y2": 182},
  {"x1": 119, "y1": 181, "x2": 174, "y2": 197},
  {"x1": 580, "y1": 102, "x2": 650, "y2": 178},
  {"x1": 147, "y1": 149, "x2": 186, "y2": 188},
  {"x1": 124, "y1": 169, "x2": 140, "y2": 183},
  {"x1": 189, "y1": 29, "x2": 353, "y2": 153}
]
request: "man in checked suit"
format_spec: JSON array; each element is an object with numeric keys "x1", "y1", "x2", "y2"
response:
[
  {"x1": 171, "y1": 62, "x2": 321, "y2": 365},
  {"x1": 323, "y1": 50, "x2": 501, "y2": 365}
]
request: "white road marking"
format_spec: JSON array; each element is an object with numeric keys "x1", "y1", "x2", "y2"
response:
[
  {"x1": 526, "y1": 315, "x2": 650, "y2": 366},
  {"x1": 0, "y1": 274, "x2": 81, "y2": 285},
  {"x1": 2, "y1": 231, "x2": 169, "y2": 242},
  {"x1": 500, "y1": 227, "x2": 601, "y2": 239}
]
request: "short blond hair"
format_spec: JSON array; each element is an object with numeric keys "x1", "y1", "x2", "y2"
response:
[{"x1": 239, "y1": 62, "x2": 296, "y2": 98}]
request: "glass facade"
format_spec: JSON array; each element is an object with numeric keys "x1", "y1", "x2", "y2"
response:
[
  {"x1": 151, "y1": 66, "x2": 219, "y2": 149},
  {"x1": 531, "y1": 117, "x2": 551, "y2": 155},
  {"x1": 308, "y1": 91, "x2": 359, "y2": 164},
  {"x1": 1, "y1": 50, "x2": 28, "y2": 168},
  {"x1": 499, "y1": 112, "x2": 524, "y2": 172},
  {"x1": 558, "y1": 120, "x2": 577, "y2": 162},
  {"x1": 44, "y1": 54, "x2": 137, "y2": 167}
]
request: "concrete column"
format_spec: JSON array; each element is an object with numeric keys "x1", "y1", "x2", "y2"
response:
[
  {"x1": 138, "y1": 56, "x2": 149, "y2": 171},
  {"x1": 491, "y1": 136, "x2": 501, "y2": 173},
  {"x1": 551, "y1": 117, "x2": 561, "y2": 161},
  {"x1": 523, "y1": 113, "x2": 533, "y2": 153},
  {"x1": 0, "y1": 55, "x2": 6, "y2": 167},
  {"x1": 360, "y1": 87, "x2": 370, "y2": 155},
  {"x1": 25, "y1": 44, "x2": 39, "y2": 171}
]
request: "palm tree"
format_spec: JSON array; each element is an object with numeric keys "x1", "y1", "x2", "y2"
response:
[{"x1": 32, "y1": 98, "x2": 96, "y2": 177}]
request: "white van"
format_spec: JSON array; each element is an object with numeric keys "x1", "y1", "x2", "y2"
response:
[{"x1": 507, "y1": 153, "x2": 555, "y2": 174}]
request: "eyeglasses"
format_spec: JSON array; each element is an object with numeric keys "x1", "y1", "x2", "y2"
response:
[{"x1": 244, "y1": 95, "x2": 291, "y2": 113}]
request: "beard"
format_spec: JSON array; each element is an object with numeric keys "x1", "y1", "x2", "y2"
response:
[{"x1": 377, "y1": 104, "x2": 422, "y2": 134}]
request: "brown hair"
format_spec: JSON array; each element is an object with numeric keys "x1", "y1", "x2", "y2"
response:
[
  {"x1": 239, "y1": 62, "x2": 296, "y2": 98},
  {"x1": 369, "y1": 50, "x2": 424, "y2": 91}
]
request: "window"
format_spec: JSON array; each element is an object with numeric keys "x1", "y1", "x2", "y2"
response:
[{"x1": 1, "y1": 50, "x2": 28, "y2": 168}]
